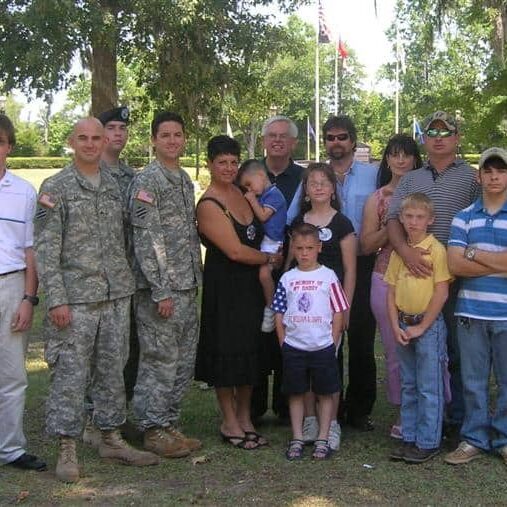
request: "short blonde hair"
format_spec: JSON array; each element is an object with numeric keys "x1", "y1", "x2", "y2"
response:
[{"x1": 400, "y1": 192, "x2": 434, "y2": 216}]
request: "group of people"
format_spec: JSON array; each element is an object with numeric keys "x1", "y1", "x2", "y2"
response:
[{"x1": 0, "y1": 106, "x2": 505, "y2": 480}]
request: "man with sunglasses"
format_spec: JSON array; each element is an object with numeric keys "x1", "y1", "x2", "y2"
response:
[
  {"x1": 320, "y1": 115, "x2": 379, "y2": 432},
  {"x1": 387, "y1": 111, "x2": 479, "y2": 437}
]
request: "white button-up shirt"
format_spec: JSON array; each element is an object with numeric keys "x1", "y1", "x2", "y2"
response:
[{"x1": 0, "y1": 170, "x2": 37, "y2": 274}]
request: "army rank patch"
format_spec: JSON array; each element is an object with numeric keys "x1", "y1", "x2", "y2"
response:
[
  {"x1": 38, "y1": 192, "x2": 57, "y2": 208},
  {"x1": 35, "y1": 207, "x2": 48, "y2": 220},
  {"x1": 135, "y1": 205, "x2": 148, "y2": 219},
  {"x1": 135, "y1": 189, "x2": 155, "y2": 204}
]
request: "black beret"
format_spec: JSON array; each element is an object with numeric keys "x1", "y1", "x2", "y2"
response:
[{"x1": 97, "y1": 106, "x2": 129, "y2": 125}]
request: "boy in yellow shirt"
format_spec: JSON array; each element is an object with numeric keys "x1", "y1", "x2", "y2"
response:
[{"x1": 385, "y1": 193, "x2": 452, "y2": 463}]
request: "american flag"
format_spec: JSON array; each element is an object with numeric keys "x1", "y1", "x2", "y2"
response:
[
  {"x1": 136, "y1": 188, "x2": 155, "y2": 204},
  {"x1": 330, "y1": 281, "x2": 349, "y2": 313},
  {"x1": 318, "y1": 0, "x2": 332, "y2": 44},
  {"x1": 271, "y1": 282, "x2": 287, "y2": 314},
  {"x1": 38, "y1": 192, "x2": 56, "y2": 209}
]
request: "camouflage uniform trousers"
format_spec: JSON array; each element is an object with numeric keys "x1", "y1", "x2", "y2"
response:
[
  {"x1": 84, "y1": 296, "x2": 138, "y2": 415},
  {"x1": 45, "y1": 296, "x2": 130, "y2": 437},
  {"x1": 133, "y1": 288, "x2": 198, "y2": 430}
]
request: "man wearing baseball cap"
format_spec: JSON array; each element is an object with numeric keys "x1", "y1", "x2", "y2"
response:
[
  {"x1": 83, "y1": 106, "x2": 139, "y2": 448},
  {"x1": 386, "y1": 110, "x2": 480, "y2": 439},
  {"x1": 445, "y1": 147, "x2": 507, "y2": 465}
]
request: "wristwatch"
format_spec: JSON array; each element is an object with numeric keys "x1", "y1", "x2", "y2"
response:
[
  {"x1": 22, "y1": 294, "x2": 39, "y2": 306},
  {"x1": 464, "y1": 247, "x2": 476, "y2": 261}
]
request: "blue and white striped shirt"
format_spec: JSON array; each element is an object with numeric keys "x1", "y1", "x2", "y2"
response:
[{"x1": 448, "y1": 198, "x2": 507, "y2": 320}]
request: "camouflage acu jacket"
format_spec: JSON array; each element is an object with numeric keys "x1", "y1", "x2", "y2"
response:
[
  {"x1": 129, "y1": 160, "x2": 202, "y2": 301},
  {"x1": 34, "y1": 162, "x2": 135, "y2": 309}
]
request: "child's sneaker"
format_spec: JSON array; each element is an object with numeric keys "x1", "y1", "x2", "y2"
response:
[
  {"x1": 261, "y1": 307, "x2": 275, "y2": 333},
  {"x1": 302, "y1": 416, "x2": 319, "y2": 444},
  {"x1": 328, "y1": 420, "x2": 341, "y2": 451},
  {"x1": 390, "y1": 424, "x2": 403, "y2": 440}
]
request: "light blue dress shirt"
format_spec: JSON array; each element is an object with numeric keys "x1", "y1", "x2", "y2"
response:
[{"x1": 286, "y1": 160, "x2": 378, "y2": 236}]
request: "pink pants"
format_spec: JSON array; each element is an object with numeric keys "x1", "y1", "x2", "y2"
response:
[{"x1": 370, "y1": 271, "x2": 401, "y2": 406}]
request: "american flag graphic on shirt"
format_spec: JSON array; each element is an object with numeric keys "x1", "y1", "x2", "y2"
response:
[{"x1": 271, "y1": 278, "x2": 349, "y2": 314}]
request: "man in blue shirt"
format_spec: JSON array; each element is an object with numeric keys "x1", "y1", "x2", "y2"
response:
[
  {"x1": 321, "y1": 116, "x2": 378, "y2": 431},
  {"x1": 445, "y1": 147, "x2": 507, "y2": 466}
]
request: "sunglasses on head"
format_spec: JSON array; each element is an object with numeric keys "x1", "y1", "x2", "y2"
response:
[
  {"x1": 425, "y1": 128, "x2": 454, "y2": 138},
  {"x1": 325, "y1": 133, "x2": 350, "y2": 142}
]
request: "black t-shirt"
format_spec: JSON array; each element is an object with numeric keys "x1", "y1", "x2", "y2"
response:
[{"x1": 292, "y1": 211, "x2": 355, "y2": 282}]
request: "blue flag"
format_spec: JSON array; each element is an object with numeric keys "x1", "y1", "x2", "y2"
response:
[
  {"x1": 414, "y1": 119, "x2": 424, "y2": 144},
  {"x1": 308, "y1": 122, "x2": 316, "y2": 141}
]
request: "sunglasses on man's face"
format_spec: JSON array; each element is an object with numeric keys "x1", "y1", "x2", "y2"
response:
[
  {"x1": 325, "y1": 133, "x2": 350, "y2": 142},
  {"x1": 425, "y1": 128, "x2": 454, "y2": 138}
]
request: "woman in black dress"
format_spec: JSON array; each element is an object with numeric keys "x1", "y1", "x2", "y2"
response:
[{"x1": 195, "y1": 136, "x2": 279, "y2": 449}]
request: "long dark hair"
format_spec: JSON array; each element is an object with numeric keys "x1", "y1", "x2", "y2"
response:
[
  {"x1": 299, "y1": 162, "x2": 341, "y2": 215},
  {"x1": 377, "y1": 134, "x2": 423, "y2": 188}
]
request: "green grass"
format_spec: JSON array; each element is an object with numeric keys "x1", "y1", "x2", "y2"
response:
[
  {"x1": 0, "y1": 304, "x2": 506, "y2": 506},
  {"x1": 11, "y1": 166, "x2": 208, "y2": 192}
]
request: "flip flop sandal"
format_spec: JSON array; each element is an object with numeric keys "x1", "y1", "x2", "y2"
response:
[
  {"x1": 244, "y1": 431, "x2": 269, "y2": 447},
  {"x1": 220, "y1": 432, "x2": 259, "y2": 450},
  {"x1": 312, "y1": 439, "x2": 332, "y2": 460},
  {"x1": 286, "y1": 439, "x2": 305, "y2": 461}
]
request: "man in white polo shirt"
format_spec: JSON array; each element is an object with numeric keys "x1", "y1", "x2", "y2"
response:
[{"x1": 0, "y1": 114, "x2": 46, "y2": 471}]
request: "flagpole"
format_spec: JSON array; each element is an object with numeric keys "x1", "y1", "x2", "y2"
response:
[
  {"x1": 306, "y1": 117, "x2": 310, "y2": 160},
  {"x1": 334, "y1": 47, "x2": 338, "y2": 115},
  {"x1": 395, "y1": 25, "x2": 400, "y2": 133},
  {"x1": 315, "y1": 7, "x2": 320, "y2": 163}
]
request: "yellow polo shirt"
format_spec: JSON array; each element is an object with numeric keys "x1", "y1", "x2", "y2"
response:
[{"x1": 384, "y1": 234, "x2": 452, "y2": 315}]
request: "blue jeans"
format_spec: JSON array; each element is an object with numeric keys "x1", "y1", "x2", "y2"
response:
[
  {"x1": 397, "y1": 315, "x2": 447, "y2": 449},
  {"x1": 458, "y1": 317, "x2": 507, "y2": 451},
  {"x1": 442, "y1": 281, "x2": 465, "y2": 425}
]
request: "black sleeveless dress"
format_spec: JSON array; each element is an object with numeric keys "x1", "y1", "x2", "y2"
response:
[{"x1": 195, "y1": 197, "x2": 267, "y2": 387}]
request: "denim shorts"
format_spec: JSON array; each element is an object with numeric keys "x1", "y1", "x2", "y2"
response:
[{"x1": 281, "y1": 342, "x2": 340, "y2": 395}]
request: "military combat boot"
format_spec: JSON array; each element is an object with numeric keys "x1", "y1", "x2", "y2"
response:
[
  {"x1": 56, "y1": 436, "x2": 79, "y2": 483},
  {"x1": 98, "y1": 429, "x2": 160, "y2": 466},
  {"x1": 82, "y1": 419, "x2": 101, "y2": 449},
  {"x1": 165, "y1": 426, "x2": 202, "y2": 452},
  {"x1": 144, "y1": 427, "x2": 191, "y2": 458}
]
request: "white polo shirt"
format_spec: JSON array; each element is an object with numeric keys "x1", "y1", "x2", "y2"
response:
[{"x1": 0, "y1": 170, "x2": 37, "y2": 274}]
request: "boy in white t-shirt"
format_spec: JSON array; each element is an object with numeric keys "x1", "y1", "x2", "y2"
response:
[{"x1": 272, "y1": 223, "x2": 349, "y2": 460}]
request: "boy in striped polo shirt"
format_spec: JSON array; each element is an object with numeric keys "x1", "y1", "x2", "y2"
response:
[{"x1": 446, "y1": 147, "x2": 507, "y2": 465}]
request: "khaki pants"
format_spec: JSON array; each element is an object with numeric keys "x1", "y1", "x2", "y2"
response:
[{"x1": 0, "y1": 271, "x2": 28, "y2": 465}]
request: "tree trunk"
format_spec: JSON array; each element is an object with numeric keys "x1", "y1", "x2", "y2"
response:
[
  {"x1": 89, "y1": 1, "x2": 118, "y2": 115},
  {"x1": 246, "y1": 119, "x2": 258, "y2": 158}
]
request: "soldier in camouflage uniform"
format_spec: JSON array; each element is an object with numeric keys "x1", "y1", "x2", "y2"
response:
[
  {"x1": 34, "y1": 118, "x2": 159, "y2": 483},
  {"x1": 129, "y1": 111, "x2": 202, "y2": 458},
  {"x1": 81, "y1": 107, "x2": 139, "y2": 450}
]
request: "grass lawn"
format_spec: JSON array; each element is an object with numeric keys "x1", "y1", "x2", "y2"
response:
[
  {"x1": 0, "y1": 303, "x2": 506, "y2": 507},
  {"x1": 11, "y1": 167, "x2": 204, "y2": 192}
]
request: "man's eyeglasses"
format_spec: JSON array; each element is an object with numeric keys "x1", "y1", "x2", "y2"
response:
[
  {"x1": 425, "y1": 128, "x2": 454, "y2": 138},
  {"x1": 325, "y1": 133, "x2": 349, "y2": 142}
]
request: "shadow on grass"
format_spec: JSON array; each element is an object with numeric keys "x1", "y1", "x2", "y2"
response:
[{"x1": 1, "y1": 333, "x2": 506, "y2": 506}]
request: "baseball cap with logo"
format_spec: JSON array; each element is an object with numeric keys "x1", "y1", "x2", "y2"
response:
[
  {"x1": 423, "y1": 111, "x2": 458, "y2": 132},
  {"x1": 478, "y1": 147, "x2": 507, "y2": 169}
]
